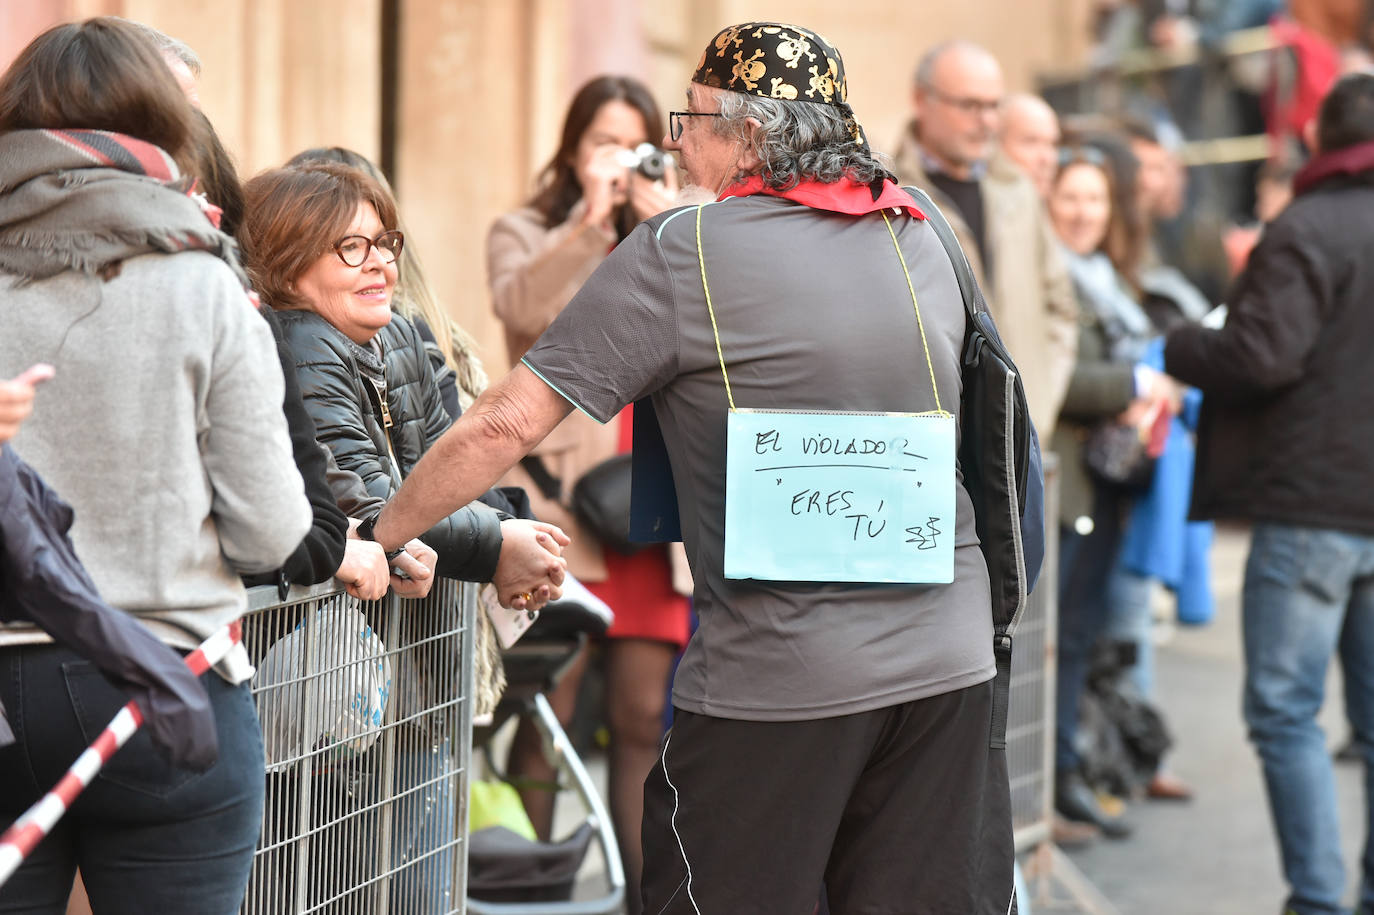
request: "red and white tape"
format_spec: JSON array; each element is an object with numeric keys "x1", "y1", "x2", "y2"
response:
[{"x1": 0, "y1": 621, "x2": 243, "y2": 887}]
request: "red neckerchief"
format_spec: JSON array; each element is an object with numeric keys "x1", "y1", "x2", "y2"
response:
[
  {"x1": 717, "y1": 176, "x2": 926, "y2": 219},
  {"x1": 1292, "y1": 139, "x2": 1374, "y2": 196}
]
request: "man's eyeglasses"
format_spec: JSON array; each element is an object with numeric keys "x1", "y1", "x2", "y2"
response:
[
  {"x1": 668, "y1": 110, "x2": 725, "y2": 141},
  {"x1": 333, "y1": 230, "x2": 404, "y2": 268},
  {"x1": 921, "y1": 85, "x2": 1003, "y2": 117}
]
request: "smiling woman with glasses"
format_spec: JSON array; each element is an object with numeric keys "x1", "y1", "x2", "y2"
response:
[
  {"x1": 240, "y1": 158, "x2": 573, "y2": 906},
  {"x1": 238, "y1": 160, "x2": 568, "y2": 613}
]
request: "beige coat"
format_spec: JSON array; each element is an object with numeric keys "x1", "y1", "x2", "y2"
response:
[
  {"x1": 487, "y1": 202, "x2": 690, "y2": 591},
  {"x1": 892, "y1": 128, "x2": 1079, "y2": 437}
]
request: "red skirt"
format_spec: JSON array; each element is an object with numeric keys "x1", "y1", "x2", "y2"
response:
[{"x1": 586, "y1": 547, "x2": 691, "y2": 648}]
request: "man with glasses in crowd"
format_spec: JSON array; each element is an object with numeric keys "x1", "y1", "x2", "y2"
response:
[{"x1": 894, "y1": 40, "x2": 1078, "y2": 439}]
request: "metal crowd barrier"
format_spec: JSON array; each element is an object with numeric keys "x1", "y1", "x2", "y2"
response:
[
  {"x1": 228, "y1": 460, "x2": 1056, "y2": 914},
  {"x1": 1010, "y1": 457, "x2": 1121, "y2": 914},
  {"x1": 1008, "y1": 454, "x2": 1059, "y2": 853},
  {"x1": 239, "y1": 577, "x2": 477, "y2": 915}
]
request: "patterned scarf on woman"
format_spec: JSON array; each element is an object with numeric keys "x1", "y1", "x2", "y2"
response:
[{"x1": 0, "y1": 128, "x2": 254, "y2": 302}]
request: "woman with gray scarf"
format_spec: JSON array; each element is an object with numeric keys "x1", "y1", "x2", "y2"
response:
[
  {"x1": 0, "y1": 18, "x2": 311, "y2": 911},
  {"x1": 1046, "y1": 148, "x2": 1183, "y2": 840}
]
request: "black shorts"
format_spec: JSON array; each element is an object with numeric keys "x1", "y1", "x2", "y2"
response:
[{"x1": 640, "y1": 680, "x2": 1015, "y2": 915}]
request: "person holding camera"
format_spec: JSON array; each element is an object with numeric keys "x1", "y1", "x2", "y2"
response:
[{"x1": 486, "y1": 73, "x2": 689, "y2": 912}]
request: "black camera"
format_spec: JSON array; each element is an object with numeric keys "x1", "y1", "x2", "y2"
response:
[{"x1": 617, "y1": 143, "x2": 675, "y2": 181}]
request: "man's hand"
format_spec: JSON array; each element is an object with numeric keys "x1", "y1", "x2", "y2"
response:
[
  {"x1": 493, "y1": 518, "x2": 569, "y2": 612},
  {"x1": 335, "y1": 538, "x2": 390, "y2": 601},
  {"x1": 0, "y1": 364, "x2": 54, "y2": 444},
  {"x1": 390, "y1": 539, "x2": 437, "y2": 599}
]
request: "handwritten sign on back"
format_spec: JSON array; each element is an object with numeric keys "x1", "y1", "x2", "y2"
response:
[{"x1": 723, "y1": 409, "x2": 956, "y2": 583}]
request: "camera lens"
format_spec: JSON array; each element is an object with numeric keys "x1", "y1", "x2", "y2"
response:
[
  {"x1": 637, "y1": 152, "x2": 666, "y2": 180},
  {"x1": 632, "y1": 143, "x2": 668, "y2": 181}
]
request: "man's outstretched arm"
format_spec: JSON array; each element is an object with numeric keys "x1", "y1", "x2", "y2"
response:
[{"x1": 373, "y1": 363, "x2": 574, "y2": 551}]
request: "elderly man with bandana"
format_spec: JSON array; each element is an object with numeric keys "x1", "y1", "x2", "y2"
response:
[{"x1": 375, "y1": 22, "x2": 1021, "y2": 913}]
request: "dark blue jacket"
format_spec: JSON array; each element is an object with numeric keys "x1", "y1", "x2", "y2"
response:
[{"x1": 0, "y1": 445, "x2": 217, "y2": 770}]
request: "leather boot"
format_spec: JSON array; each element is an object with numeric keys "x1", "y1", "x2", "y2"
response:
[{"x1": 1054, "y1": 769, "x2": 1132, "y2": 839}]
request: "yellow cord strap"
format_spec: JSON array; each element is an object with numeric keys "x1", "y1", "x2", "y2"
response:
[
  {"x1": 695, "y1": 202, "x2": 945, "y2": 416},
  {"x1": 881, "y1": 210, "x2": 943, "y2": 414},
  {"x1": 696, "y1": 204, "x2": 736, "y2": 412}
]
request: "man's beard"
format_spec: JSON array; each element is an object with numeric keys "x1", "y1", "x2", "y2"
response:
[{"x1": 674, "y1": 184, "x2": 721, "y2": 206}]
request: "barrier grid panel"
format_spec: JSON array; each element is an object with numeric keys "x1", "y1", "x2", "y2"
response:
[
  {"x1": 240, "y1": 579, "x2": 476, "y2": 915},
  {"x1": 1008, "y1": 457, "x2": 1059, "y2": 852}
]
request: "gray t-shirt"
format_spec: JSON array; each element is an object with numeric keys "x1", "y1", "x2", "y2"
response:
[{"x1": 525, "y1": 193, "x2": 994, "y2": 721}]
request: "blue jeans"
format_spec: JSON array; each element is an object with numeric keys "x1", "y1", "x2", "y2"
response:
[
  {"x1": 1243, "y1": 523, "x2": 1374, "y2": 915},
  {"x1": 1106, "y1": 563, "x2": 1156, "y2": 699},
  {"x1": 1056, "y1": 482, "x2": 1130, "y2": 773},
  {"x1": 0, "y1": 644, "x2": 265, "y2": 915},
  {"x1": 390, "y1": 737, "x2": 457, "y2": 912}
]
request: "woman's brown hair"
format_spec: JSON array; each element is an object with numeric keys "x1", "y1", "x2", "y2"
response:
[
  {"x1": 1053, "y1": 149, "x2": 1142, "y2": 288},
  {"x1": 530, "y1": 75, "x2": 664, "y2": 240},
  {"x1": 0, "y1": 17, "x2": 200, "y2": 171},
  {"x1": 285, "y1": 146, "x2": 490, "y2": 401},
  {"x1": 239, "y1": 162, "x2": 399, "y2": 312}
]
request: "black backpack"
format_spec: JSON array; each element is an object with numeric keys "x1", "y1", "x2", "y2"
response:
[{"x1": 904, "y1": 186, "x2": 1042, "y2": 748}]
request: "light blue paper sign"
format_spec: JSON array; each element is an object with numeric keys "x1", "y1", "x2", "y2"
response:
[{"x1": 723, "y1": 409, "x2": 957, "y2": 583}]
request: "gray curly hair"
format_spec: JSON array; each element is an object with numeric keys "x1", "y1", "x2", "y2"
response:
[
  {"x1": 711, "y1": 91, "x2": 884, "y2": 190},
  {"x1": 121, "y1": 19, "x2": 202, "y2": 75}
]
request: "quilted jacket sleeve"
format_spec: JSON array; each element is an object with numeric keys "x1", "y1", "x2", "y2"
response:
[
  {"x1": 389, "y1": 316, "x2": 506, "y2": 581},
  {"x1": 280, "y1": 312, "x2": 503, "y2": 583},
  {"x1": 256, "y1": 307, "x2": 348, "y2": 586}
]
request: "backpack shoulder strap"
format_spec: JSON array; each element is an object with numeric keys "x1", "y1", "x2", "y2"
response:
[
  {"x1": 902, "y1": 184, "x2": 1033, "y2": 751},
  {"x1": 902, "y1": 185, "x2": 986, "y2": 322}
]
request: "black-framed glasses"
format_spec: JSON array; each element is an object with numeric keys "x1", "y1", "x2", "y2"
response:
[
  {"x1": 332, "y1": 229, "x2": 404, "y2": 267},
  {"x1": 921, "y1": 85, "x2": 1003, "y2": 117},
  {"x1": 668, "y1": 110, "x2": 725, "y2": 141}
]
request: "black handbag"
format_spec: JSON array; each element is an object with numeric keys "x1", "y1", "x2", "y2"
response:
[
  {"x1": 1083, "y1": 421, "x2": 1156, "y2": 491},
  {"x1": 569, "y1": 454, "x2": 644, "y2": 556}
]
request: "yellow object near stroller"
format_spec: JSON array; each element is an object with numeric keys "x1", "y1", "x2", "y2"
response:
[{"x1": 467, "y1": 581, "x2": 625, "y2": 914}]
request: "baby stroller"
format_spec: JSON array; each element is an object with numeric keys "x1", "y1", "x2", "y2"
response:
[{"x1": 466, "y1": 578, "x2": 625, "y2": 914}]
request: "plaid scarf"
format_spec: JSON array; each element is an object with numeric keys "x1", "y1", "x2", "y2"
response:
[{"x1": 0, "y1": 129, "x2": 254, "y2": 299}]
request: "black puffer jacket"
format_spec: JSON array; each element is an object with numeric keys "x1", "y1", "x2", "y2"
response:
[
  {"x1": 277, "y1": 309, "x2": 504, "y2": 582},
  {"x1": 1165, "y1": 167, "x2": 1374, "y2": 535},
  {"x1": 242, "y1": 307, "x2": 349, "y2": 592}
]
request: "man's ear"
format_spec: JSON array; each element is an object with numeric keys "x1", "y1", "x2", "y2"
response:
[
  {"x1": 735, "y1": 118, "x2": 764, "y2": 174},
  {"x1": 1302, "y1": 118, "x2": 1319, "y2": 155}
]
